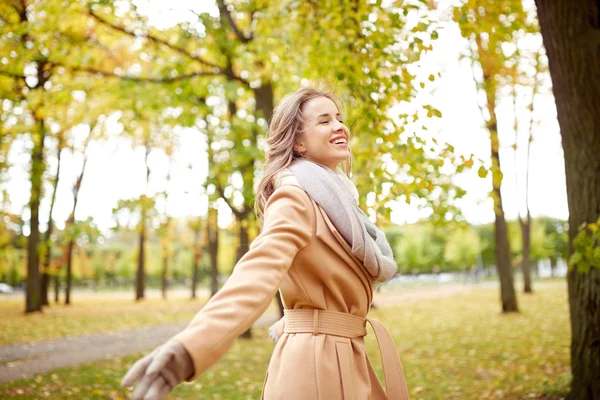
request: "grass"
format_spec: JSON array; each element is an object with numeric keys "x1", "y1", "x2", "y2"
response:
[
  {"x1": 0, "y1": 280, "x2": 571, "y2": 399},
  {"x1": 0, "y1": 295, "x2": 208, "y2": 346}
]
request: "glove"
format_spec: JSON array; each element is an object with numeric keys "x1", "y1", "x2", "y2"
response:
[
  {"x1": 268, "y1": 317, "x2": 285, "y2": 344},
  {"x1": 121, "y1": 339, "x2": 194, "y2": 400}
]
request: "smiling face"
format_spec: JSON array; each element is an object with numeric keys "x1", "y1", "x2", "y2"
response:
[{"x1": 294, "y1": 96, "x2": 351, "y2": 171}]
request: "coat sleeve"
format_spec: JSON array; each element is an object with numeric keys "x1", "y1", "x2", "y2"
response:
[{"x1": 172, "y1": 185, "x2": 315, "y2": 381}]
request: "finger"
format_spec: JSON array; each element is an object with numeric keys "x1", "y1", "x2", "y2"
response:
[
  {"x1": 146, "y1": 349, "x2": 174, "y2": 376},
  {"x1": 161, "y1": 367, "x2": 179, "y2": 389},
  {"x1": 144, "y1": 375, "x2": 169, "y2": 400},
  {"x1": 121, "y1": 352, "x2": 155, "y2": 387},
  {"x1": 132, "y1": 372, "x2": 158, "y2": 400},
  {"x1": 155, "y1": 380, "x2": 172, "y2": 400}
]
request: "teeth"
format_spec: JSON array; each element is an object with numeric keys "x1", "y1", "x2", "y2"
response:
[{"x1": 331, "y1": 138, "x2": 346, "y2": 144}]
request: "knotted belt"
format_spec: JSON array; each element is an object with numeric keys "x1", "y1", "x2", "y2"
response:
[{"x1": 283, "y1": 309, "x2": 410, "y2": 400}]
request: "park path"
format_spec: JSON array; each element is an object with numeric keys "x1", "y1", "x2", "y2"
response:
[
  {"x1": 0, "y1": 283, "x2": 481, "y2": 384},
  {"x1": 0, "y1": 309, "x2": 279, "y2": 384}
]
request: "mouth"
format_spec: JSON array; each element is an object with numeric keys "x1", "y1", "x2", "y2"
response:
[{"x1": 330, "y1": 136, "x2": 348, "y2": 147}]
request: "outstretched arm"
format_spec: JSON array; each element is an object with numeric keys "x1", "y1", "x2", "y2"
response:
[
  {"x1": 173, "y1": 185, "x2": 314, "y2": 379},
  {"x1": 121, "y1": 185, "x2": 315, "y2": 399}
]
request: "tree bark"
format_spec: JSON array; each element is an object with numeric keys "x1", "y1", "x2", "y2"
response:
[
  {"x1": 471, "y1": 33, "x2": 519, "y2": 313},
  {"x1": 136, "y1": 144, "x2": 151, "y2": 301},
  {"x1": 53, "y1": 273, "x2": 59, "y2": 303},
  {"x1": 63, "y1": 143, "x2": 89, "y2": 305},
  {"x1": 191, "y1": 218, "x2": 203, "y2": 300},
  {"x1": 136, "y1": 212, "x2": 146, "y2": 301},
  {"x1": 160, "y1": 233, "x2": 169, "y2": 300},
  {"x1": 41, "y1": 132, "x2": 64, "y2": 306},
  {"x1": 520, "y1": 214, "x2": 533, "y2": 293},
  {"x1": 64, "y1": 241, "x2": 74, "y2": 305},
  {"x1": 237, "y1": 217, "x2": 253, "y2": 339},
  {"x1": 490, "y1": 126, "x2": 519, "y2": 313},
  {"x1": 534, "y1": 1, "x2": 600, "y2": 398},
  {"x1": 484, "y1": 82, "x2": 519, "y2": 313},
  {"x1": 207, "y1": 207, "x2": 219, "y2": 298},
  {"x1": 26, "y1": 120, "x2": 46, "y2": 313}
]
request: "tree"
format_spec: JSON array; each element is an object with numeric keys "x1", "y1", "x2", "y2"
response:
[
  {"x1": 533, "y1": 1, "x2": 600, "y2": 398},
  {"x1": 158, "y1": 145, "x2": 174, "y2": 300},
  {"x1": 454, "y1": 0, "x2": 534, "y2": 312},
  {"x1": 0, "y1": 0, "x2": 123, "y2": 312},
  {"x1": 444, "y1": 227, "x2": 482, "y2": 273},
  {"x1": 206, "y1": 204, "x2": 220, "y2": 298},
  {"x1": 508, "y1": 42, "x2": 547, "y2": 293},
  {"x1": 537, "y1": 217, "x2": 568, "y2": 277},
  {"x1": 62, "y1": 123, "x2": 94, "y2": 305},
  {"x1": 395, "y1": 224, "x2": 444, "y2": 274},
  {"x1": 40, "y1": 129, "x2": 64, "y2": 306},
  {"x1": 188, "y1": 217, "x2": 205, "y2": 300}
]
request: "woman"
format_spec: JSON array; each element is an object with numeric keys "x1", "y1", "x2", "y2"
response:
[{"x1": 121, "y1": 87, "x2": 410, "y2": 399}]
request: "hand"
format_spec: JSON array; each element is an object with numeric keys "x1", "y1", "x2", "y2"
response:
[
  {"x1": 121, "y1": 340, "x2": 194, "y2": 400},
  {"x1": 268, "y1": 317, "x2": 285, "y2": 344}
]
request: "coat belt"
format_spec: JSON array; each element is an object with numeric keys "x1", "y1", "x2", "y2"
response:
[{"x1": 283, "y1": 309, "x2": 410, "y2": 400}]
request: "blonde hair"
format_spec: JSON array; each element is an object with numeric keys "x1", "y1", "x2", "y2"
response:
[{"x1": 254, "y1": 85, "x2": 353, "y2": 224}]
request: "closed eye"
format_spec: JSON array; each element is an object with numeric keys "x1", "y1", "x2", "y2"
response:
[{"x1": 319, "y1": 119, "x2": 344, "y2": 125}]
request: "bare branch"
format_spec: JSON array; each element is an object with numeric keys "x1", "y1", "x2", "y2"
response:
[
  {"x1": 0, "y1": 69, "x2": 26, "y2": 79},
  {"x1": 216, "y1": 182, "x2": 244, "y2": 218},
  {"x1": 64, "y1": 64, "x2": 221, "y2": 83},
  {"x1": 84, "y1": 7, "x2": 250, "y2": 86},
  {"x1": 216, "y1": 0, "x2": 252, "y2": 43},
  {"x1": 85, "y1": 7, "x2": 222, "y2": 71}
]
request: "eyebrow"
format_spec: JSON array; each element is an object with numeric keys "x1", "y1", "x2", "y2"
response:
[{"x1": 316, "y1": 113, "x2": 343, "y2": 119}]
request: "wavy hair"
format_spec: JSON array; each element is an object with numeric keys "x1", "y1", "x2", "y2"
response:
[{"x1": 254, "y1": 85, "x2": 353, "y2": 224}]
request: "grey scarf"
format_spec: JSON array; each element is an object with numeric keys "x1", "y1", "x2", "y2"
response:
[{"x1": 273, "y1": 159, "x2": 397, "y2": 283}]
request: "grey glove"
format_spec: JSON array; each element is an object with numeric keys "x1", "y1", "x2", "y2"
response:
[
  {"x1": 121, "y1": 340, "x2": 194, "y2": 400},
  {"x1": 268, "y1": 317, "x2": 285, "y2": 344}
]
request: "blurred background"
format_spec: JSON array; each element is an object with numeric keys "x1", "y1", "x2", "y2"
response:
[{"x1": 0, "y1": 0, "x2": 596, "y2": 399}]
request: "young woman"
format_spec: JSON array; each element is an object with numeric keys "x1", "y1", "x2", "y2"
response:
[{"x1": 121, "y1": 87, "x2": 410, "y2": 400}]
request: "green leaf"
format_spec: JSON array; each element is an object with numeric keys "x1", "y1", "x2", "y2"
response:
[{"x1": 477, "y1": 166, "x2": 488, "y2": 178}]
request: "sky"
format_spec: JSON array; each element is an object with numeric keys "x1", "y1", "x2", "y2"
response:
[{"x1": 4, "y1": 0, "x2": 568, "y2": 235}]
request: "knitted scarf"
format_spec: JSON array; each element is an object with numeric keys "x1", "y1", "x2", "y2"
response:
[{"x1": 273, "y1": 159, "x2": 397, "y2": 283}]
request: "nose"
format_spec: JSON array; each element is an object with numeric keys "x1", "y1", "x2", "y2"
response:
[{"x1": 333, "y1": 120, "x2": 345, "y2": 132}]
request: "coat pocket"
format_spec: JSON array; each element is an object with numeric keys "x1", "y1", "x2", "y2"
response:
[{"x1": 335, "y1": 342, "x2": 355, "y2": 400}]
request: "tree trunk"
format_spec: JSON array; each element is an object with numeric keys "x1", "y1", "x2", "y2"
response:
[
  {"x1": 191, "y1": 219, "x2": 202, "y2": 300},
  {"x1": 473, "y1": 34, "x2": 519, "y2": 313},
  {"x1": 53, "y1": 273, "x2": 59, "y2": 303},
  {"x1": 237, "y1": 218, "x2": 253, "y2": 339},
  {"x1": 208, "y1": 207, "x2": 219, "y2": 297},
  {"x1": 534, "y1": 1, "x2": 600, "y2": 398},
  {"x1": 160, "y1": 236, "x2": 168, "y2": 300},
  {"x1": 520, "y1": 215, "x2": 533, "y2": 293},
  {"x1": 41, "y1": 133, "x2": 63, "y2": 306},
  {"x1": 136, "y1": 144, "x2": 151, "y2": 301},
  {"x1": 485, "y1": 86, "x2": 519, "y2": 313},
  {"x1": 62, "y1": 147, "x2": 88, "y2": 306},
  {"x1": 491, "y1": 139, "x2": 519, "y2": 312},
  {"x1": 25, "y1": 122, "x2": 46, "y2": 314},
  {"x1": 40, "y1": 258, "x2": 50, "y2": 306},
  {"x1": 550, "y1": 257, "x2": 557, "y2": 278},
  {"x1": 136, "y1": 213, "x2": 146, "y2": 301},
  {"x1": 253, "y1": 82, "x2": 274, "y2": 120},
  {"x1": 64, "y1": 240, "x2": 74, "y2": 305}
]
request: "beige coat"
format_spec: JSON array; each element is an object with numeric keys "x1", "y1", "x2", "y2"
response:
[{"x1": 174, "y1": 185, "x2": 408, "y2": 399}]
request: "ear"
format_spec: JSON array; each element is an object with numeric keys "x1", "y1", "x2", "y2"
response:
[{"x1": 294, "y1": 141, "x2": 306, "y2": 153}]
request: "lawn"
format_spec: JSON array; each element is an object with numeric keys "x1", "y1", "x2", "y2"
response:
[
  {"x1": 0, "y1": 280, "x2": 571, "y2": 399},
  {"x1": 0, "y1": 294, "x2": 208, "y2": 346}
]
